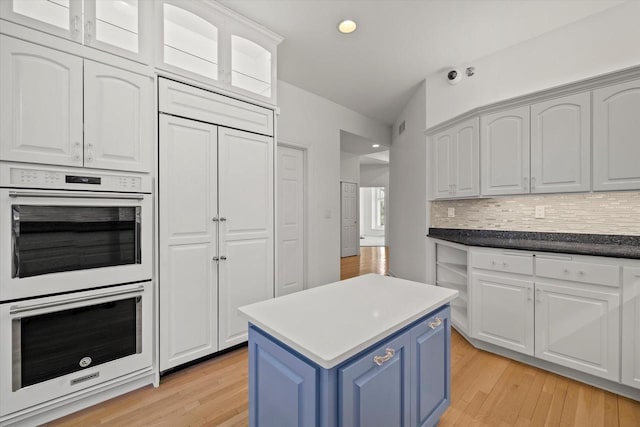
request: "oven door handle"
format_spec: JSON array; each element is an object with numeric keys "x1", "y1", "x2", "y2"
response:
[
  {"x1": 8, "y1": 190, "x2": 144, "y2": 201},
  {"x1": 9, "y1": 285, "x2": 145, "y2": 315}
]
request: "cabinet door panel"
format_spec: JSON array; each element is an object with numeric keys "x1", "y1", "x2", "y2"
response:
[
  {"x1": 84, "y1": 60, "x2": 152, "y2": 172},
  {"x1": 531, "y1": 92, "x2": 591, "y2": 193},
  {"x1": 593, "y1": 79, "x2": 640, "y2": 191},
  {"x1": 431, "y1": 131, "x2": 452, "y2": 199},
  {"x1": 622, "y1": 268, "x2": 640, "y2": 389},
  {"x1": 159, "y1": 115, "x2": 218, "y2": 371},
  {"x1": 535, "y1": 281, "x2": 620, "y2": 381},
  {"x1": 471, "y1": 272, "x2": 534, "y2": 355},
  {"x1": 453, "y1": 117, "x2": 479, "y2": 198},
  {"x1": 0, "y1": 0, "x2": 82, "y2": 42},
  {"x1": 340, "y1": 332, "x2": 411, "y2": 427},
  {"x1": 249, "y1": 328, "x2": 318, "y2": 427},
  {"x1": 218, "y1": 128, "x2": 274, "y2": 350},
  {"x1": 0, "y1": 36, "x2": 83, "y2": 167},
  {"x1": 411, "y1": 308, "x2": 450, "y2": 427},
  {"x1": 480, "y1": 106, "x2": 530, "y2": 196}
]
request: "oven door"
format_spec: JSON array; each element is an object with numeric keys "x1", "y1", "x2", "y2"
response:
[
  {"x1": 0, "y1": 282, "x2": 152, "y2": 416},
  {"x1": 0, "y1": 189, "x2": 152, "y2": 301}
]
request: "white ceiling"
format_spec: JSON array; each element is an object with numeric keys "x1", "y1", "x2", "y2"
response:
[
  {"x1": 360, "y1": 151, "x2": 390, "y2": 165},
  {"x1": 340, "y1": 130, "x2": 389, "y2": 156},
  {"x1": 220, "y1": 0, "x2": 624, "y2": 125}
]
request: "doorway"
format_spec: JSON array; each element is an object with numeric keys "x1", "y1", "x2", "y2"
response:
[{"x1": 359, "y1": 187, "x2": 385, "y2": 247}]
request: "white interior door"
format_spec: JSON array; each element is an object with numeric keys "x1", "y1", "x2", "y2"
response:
[
  {"x1": 159, "y1": 115, "x2": 218, "y2": 371},
  {"x1": 341, "y1": 181, "x2": 359, "y2": 257},
  {"x1": 277, "y1": 145, "x2": 305, "y2": 297},
  {"x1": 218, "y1": 127, "x2": 274, "y2": 350}
]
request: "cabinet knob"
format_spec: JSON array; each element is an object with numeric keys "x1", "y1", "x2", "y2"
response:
[
  {"x1": 220, "y1": 255, "x2": 227, "y2": 261},
  {"x1": 219, "y1": 217, "x2": 227, "y2": 222},
  {"x1": 578, "y1": 270, "x2": 585, "y2": 275},
  {"x1": 212, "y1": 256, "x2": 219, "y2": 261},
  {"x1": 428, "y1": 317, "x2": 443, "y2": 329},
  {"x1": 373, "y1": 348, "x2": 395, "y2": 366},
  {"x1": 212, "y1": 217, "x2": 219, "y2": 222},
  {"x1": 85, "y1": 20, "x2": 93, "y2": 42},
  {"x1": 74, "y1": 141, "x2": 82, "y2": 161}
]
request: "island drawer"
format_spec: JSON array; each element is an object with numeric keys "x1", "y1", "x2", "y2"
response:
[
  {"x1": 471, "y1": 249, "x2": 534, "y2": 275},
  {"x1": 535, "y1": 257, "x2": 620, "y2": 288}
]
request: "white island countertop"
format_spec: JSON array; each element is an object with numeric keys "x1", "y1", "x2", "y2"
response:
[{"x1": 238, "y1": 274, "x2": 458, "y2": 369}]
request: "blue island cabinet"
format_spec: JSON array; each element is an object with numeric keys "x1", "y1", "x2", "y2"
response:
[{"x1": 248, "y1": 306, "x2": 451, "y2": 427}]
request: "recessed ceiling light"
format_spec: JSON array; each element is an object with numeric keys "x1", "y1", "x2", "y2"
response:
[
  {"x1": 372, "y1": 144, "x2": 380, "y2": 148},
  {"x1": 338, "y1": 19, "x2": 357, "y2": 34}
]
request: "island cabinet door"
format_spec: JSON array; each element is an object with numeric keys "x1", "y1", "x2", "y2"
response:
[
  {"x1": 248, "y1": 328, "x2": 318, "y2": 427},
  {"x1": 339, "y1": 331, "x2": 411, "y2": 427},
  {"x1": 410, "y1": 308, "x2": 451, "y2": 427}
]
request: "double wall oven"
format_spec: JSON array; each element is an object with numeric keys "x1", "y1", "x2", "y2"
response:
[{"x1": 0, "y1": 163, "x2": 153, "y2": 416}]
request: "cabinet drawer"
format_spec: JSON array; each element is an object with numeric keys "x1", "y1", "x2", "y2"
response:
[
  {"x1": 536, "y1": 257, "x2": 620, "y2": 288},
  {"x1": 471, "y1": 251, "x2": 533, "y2": 275},
  {"x1": 159, "y1": 78, "x2": 274, "y2": 136}
]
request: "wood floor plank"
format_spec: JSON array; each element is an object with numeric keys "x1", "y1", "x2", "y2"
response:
[{"x1": 48, "y1": 250, "x2": 639, "y2": 426}]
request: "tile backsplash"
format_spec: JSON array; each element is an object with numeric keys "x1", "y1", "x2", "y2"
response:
[{"x1": 430, "y1": 192, "x2": 640, "y2": 236}]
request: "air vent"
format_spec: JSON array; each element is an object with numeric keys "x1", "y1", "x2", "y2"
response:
[{"x1": 398, "y1": 120, "x2": 406, "y2": 135}]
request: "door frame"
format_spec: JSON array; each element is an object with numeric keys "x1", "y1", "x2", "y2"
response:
[
  {"x1": 277, "y1": 140, "x2": 308, "y2": 293},
  {"x1": 340, "y1": 180, "x2": 360, "y2": 258}
]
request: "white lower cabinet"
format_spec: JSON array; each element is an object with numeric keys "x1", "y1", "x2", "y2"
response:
[
  {"x1": 622, "y1": 267, "x2": 640, "y2": 389},
  {"x1": 471, "y1": 272, "x2": 534, "y2": 355},
  {"x1": 159, "y1": 102, "x2": 274, "y2": 371},
  {"x1": 470, "y1": 247, "x2": 625, "y2": 383},
  {"x1": 534, "y1": 281, "x2": 620, "y2": 381}
]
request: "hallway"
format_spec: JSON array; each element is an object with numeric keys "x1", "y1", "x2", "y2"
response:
[{"x1": 340, "y1": 246, "x2": 389, "y2": 280}]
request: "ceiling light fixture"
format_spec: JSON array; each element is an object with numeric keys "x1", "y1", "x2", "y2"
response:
[
  {"x1": 372, "y1": 144, "x2": 380, "y2": 148},
  {"x1": 338, "y1": 19, "x2": 357, "y2": 34}
]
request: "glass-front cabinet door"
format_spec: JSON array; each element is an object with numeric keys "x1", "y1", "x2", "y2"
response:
[
  {"x1": 158, "y1": 0, "x2": 223, "y2": 85},
  {"x1": 0, "y1": 0, "x2": 83, "y2": 42},
  {"x1": 83, "y1": 0, "x2": 152, "y2": 62},
  {"x1": 229, "y1": 25, "x2": 276, "y2": 100}
]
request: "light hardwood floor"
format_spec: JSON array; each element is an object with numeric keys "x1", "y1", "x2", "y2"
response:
[{"x1": 49, "y1": 247, "x2": 639, "y2": 426}]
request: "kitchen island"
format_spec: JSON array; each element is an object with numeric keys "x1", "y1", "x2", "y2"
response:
[{"x1": 238, "y1": 273, "x2": 458, "y2": 427}]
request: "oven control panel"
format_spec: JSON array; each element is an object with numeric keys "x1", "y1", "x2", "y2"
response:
[{"x1": 1, "y1": 165, "x2": 150, "y2": 193}]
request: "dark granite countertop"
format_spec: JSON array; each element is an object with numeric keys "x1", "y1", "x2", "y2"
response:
[{"x1": 427, "y1": 228, "x2": 640, "y2": 259}]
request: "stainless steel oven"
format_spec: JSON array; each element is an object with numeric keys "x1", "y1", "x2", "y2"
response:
[
  {"x1": 0, "y1": 282, "x2": 152, "y2": 416},
  {"x1": 0, "y1": 164, "x2": 152, "y2": 301}
]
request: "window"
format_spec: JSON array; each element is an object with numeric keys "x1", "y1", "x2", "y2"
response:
[{"x1": 372, "y1": 187, "x2": 385, "y2": 229}]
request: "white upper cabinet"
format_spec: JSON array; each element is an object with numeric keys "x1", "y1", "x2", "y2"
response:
[
  {"x1": 530, "y1": 92, "x2": 591, "y2": 194},
  {"x1": 84, "y1": 60, "x2": 152, "y2": 172},
  {"x1": 0, "y1": 35, "x2": 152, "y2": 172},
  {"x1": 0, "y1": 0, "x2": 151, "y2": 62},
  {"x1": 0, "y1": 35, "x2": 83, "y2": 167},
  {"x1": 593, "y1": 79, "x2": 640, "y2": 191},
  {"x1": 481, "y1": 106, "x2": 531, "y2": 196},
  {"x1": 0, "y1": 0, "x2": 82, "y2": 42},
  {"x1": 158, "y1": 0, "x2": 223, "y2": 83},
  {"x1": 83, "y1": 0, "x2": 152, "y2": 62},
  {"x1": 430, "y1": 117, "x2": 479, "y2": 199},
  {"x1": 156, "y1": 0, "x2": 282, "y2": 104}
]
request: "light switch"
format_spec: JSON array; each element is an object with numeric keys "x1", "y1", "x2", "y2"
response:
[
  {"x1": 535, "y1": 205, "x2": 545, "y2": 219},
  {"x1": 447, "y1": 208, "x2": 455, "y2": 218}
]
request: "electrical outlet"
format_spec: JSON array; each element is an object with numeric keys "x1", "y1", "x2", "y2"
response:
[
  {"x1": 448, "y1": 208, "x2": 455, "y2": 218},
  {"x1": 535, "y1": 205, "x2": 545, "y2": 219}
]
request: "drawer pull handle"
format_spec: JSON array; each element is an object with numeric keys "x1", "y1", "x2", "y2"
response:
[
  {"x1": 373, "y1": 348, "x2": 395, "y2": 366},
  {"x1": 492, "y1": 261, "x2": 496, "y2": 265},
  {"x1": 564, "y1": 269, "x2": 569, "y2": 273},
  {"x1": 502, "y1": 262, "x2": 507, "y2": 267},
  {"x1": 428, "y1": 317, "x2": 443, "y2": 329},
  {"x1": 578, "y1": 270, "x2": 585, "y2": 275}
]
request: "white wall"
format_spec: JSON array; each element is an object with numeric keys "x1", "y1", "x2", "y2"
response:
[
  {"x1": 340, "y1": 152, "x2": 360, "y2": 183},
  {"x1": 359, "y1": 188, "x2": 385, "y2": 237},
  {"x1": 388, "y1": 80, "x2": 427, "y2": 282},
  {"x1": 425, "y1": 1, "x2": 640, "y2": 128},
  {"x1": 277, "y1": 80, "x2": 391, "y2": 288},
  {"x1": 360, "y1": 164, "x2": 389, "y2": 187}
]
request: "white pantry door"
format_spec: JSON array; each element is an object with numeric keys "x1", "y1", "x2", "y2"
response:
[
  {"x1": 277, "y1": 145, "x2": 305, "y2": 297},
  {"x1": 218, "y1": 127, "x2": 274, "y2": 350},
  {"x1": 159, "y1": 115, "x2": 219, "y2": 371},
  {"x1": 341, "y1": 181, "x2": 359, "y2": 257}
]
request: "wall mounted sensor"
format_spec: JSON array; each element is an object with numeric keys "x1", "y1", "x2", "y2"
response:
[{"x1": 447, "y1": 69, "x2": 462, "y2": 85}]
